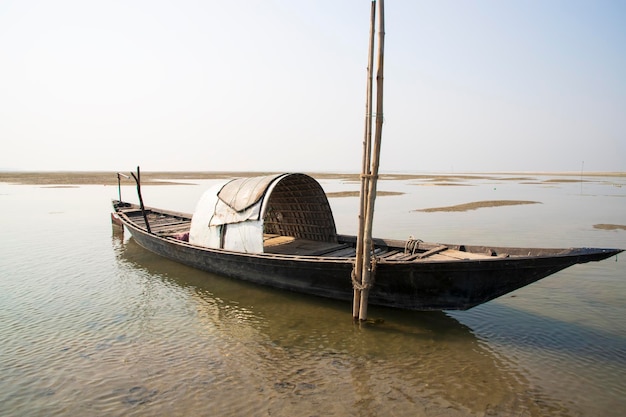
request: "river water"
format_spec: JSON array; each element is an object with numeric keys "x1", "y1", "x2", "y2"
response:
[{"x1": 1, "y1": 173, "x2": 624, "y2": 416}]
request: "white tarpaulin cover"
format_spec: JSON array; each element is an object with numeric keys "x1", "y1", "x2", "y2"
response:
[{"x1": 189, "y1": 174, "x2": 287, "y2": 253}]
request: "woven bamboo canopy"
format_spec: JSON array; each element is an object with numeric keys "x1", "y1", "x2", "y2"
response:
[{"x1": 261, "y1": 173, "x2": 337, "y2": 242}]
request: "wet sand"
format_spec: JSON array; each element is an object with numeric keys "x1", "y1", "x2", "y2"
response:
[
  {"x1": 327, "y1": 190, "x2": 404, "y2": 198},
  {"x1": 415, "y1": 200, "x2": 540, "y2": 212},
  {"x1": 594, "y1": 224, "x2": 626, "y2": 231},
  {"x1": 0, "y1": 171, "x2": 269, "y2": 186},
  {"x1": 1, "y1": 170, "x2": 624, "y2": 186}
]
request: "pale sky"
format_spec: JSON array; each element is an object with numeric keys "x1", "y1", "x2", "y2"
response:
[{"x1": 1, "y1": 0, "x2": 624, "y2": 173}]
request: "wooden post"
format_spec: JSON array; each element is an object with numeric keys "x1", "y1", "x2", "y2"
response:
[
  {"x1": 116, "y1": 172, "x2": 129, "y2": 203},
  {"x1": 354, "y1": 0, "x2": 385, "y2": 321},
  {"x1": 354, "y1": 0, "x2": 377, "y2": 320},
  {"x1": 131, "y1": 166, "x2": 151, "y2": 234}
]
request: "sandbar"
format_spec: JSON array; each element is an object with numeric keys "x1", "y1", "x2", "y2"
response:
[
  {"x1": 1, "y1": 171, "x2": 624, "y2": 186},
  {"x1": 415, "y1": 200, "x2": 540, "y2": 213},
  {"x1": 326, "y1": 191, "x2": 404, "y2": 198},
  {"x1": 593, "y1": 224, "x2": 626, "y2": 231}
]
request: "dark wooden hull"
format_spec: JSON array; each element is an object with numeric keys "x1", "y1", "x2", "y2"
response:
[{"x1": 113, "y1": 203, "x2": 622, "y2": 311}]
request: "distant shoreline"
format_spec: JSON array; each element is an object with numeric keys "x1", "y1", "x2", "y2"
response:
[
  {"x1": 3, "y1": 171, "x2": 623, "y2": 230},
  {"x1": 1, "y1": 171, "x2": 624, "y2": 186}
]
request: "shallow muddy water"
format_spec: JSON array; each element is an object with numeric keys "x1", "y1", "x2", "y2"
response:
[{"x1": 1, "y1": 173, "x2": 624, "y2": 416}]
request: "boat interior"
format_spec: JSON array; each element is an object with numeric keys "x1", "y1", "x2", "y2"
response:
[{"x1": 116, "y1": 205, "x2": 515, "y2": 262}]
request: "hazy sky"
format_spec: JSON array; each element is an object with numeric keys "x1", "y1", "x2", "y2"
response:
[{"x1": 1, "y1": 0, "x2": 624, "y2": 173}]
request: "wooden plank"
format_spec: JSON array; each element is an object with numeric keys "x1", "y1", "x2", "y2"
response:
[
  {"x1": 419, "y1": 249, "x2": 506, "y2": 261},
  {"x1": 384, "y1": 252, "x2": 411, "y2": 260},
  {"x1": 377, "y1": 250, "x2": 402, "y2": 259},
  {"x1": 264, "y1": 235, "x2": 296, "y2": 247},
  {"x1": 310, "y1": 244, "x2": 351, "y2": 256},
  {"x1": 264, "y1": 238, "x2": 344, "y2": 256},
  {"x1": 440, "y1": 249, "x2": 498, "y2": 260},
  {"x1": 159, "y1": 227, "x2": 190, "y2": 236},
  {"x1": 417, "y1": 245, "x2": 448, "y2": 259},
  {"x1": 150, "y1": 220, "x2": 190, "y2": 229},
  {"x1": 315, "y1": 244, "x2": 356, "y2": 258},
  {"x1": 320, "y1": 246, "x2": 356, "y2": 258}
]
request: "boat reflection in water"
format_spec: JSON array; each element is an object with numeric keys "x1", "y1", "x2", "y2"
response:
[{"x1": 112, "y1": 233, "x2": 577, "y2": 417}]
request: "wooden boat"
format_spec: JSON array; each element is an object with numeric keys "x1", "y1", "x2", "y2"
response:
[
  {"x1": 111, "y1": 172, "x2": 622, "y2": 311},
  {"x1": 111, "y1": 3, "x2": 621, "y2": 313}
]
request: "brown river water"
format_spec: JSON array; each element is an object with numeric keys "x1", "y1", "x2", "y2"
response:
[{"x1": 1, "y1": 173, "x2": 624, "y2": 416}]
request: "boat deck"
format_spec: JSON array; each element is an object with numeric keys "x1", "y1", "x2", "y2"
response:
[
  {"x1": 263, "y1": 234, "x2": 355, "y2": 257},
  {"x1": 121, "y1": 208, "x2": 191, "y2": 235},
  {"x1": 263, "y1": 236, "x2": 505, "y2": 260},
  {"x1": 119, "y1": 207, "x2": 506, "y2": 261}
]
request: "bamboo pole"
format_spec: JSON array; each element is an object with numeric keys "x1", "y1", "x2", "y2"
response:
[
  {"x1": 353, "y1": 0, "x2": 377, "y2": 320},
  {"x1": 116, "y1": 172, "x2": 129, "y2": 203},
  {"x1": 358, "y1": 0, "x2": 385, "y2": 321},
  {"x1": 131, "y1": 166, "x2": 151, "y2": 234}
]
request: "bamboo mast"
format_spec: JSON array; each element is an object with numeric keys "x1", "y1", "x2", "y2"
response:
[
  {"x1": 355, "y1": 0, "x2": 385, "y2": 321},
  {"x1": 131, "y1": 166, "x2": 151, "y2": 234},
  {"x1": 353, "y1": 0, "x2": 377, "y2": 320}
]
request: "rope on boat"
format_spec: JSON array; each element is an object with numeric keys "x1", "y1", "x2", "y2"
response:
[
  {"x1": 371, "y1": 256, "x2": 378, "y2": 279},
  {"x1": 360, "y1": 173, "x2": 379, "y2": 180},
  {"x1": 405, "y1": 236, "x2": 422, "y2": 255},
  {"x1": 351, "y1": 256, "x2": 377, "y2": 291}
]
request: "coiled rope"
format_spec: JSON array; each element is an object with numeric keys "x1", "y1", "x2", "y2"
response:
[
  {"x1": 351, "y1": 257, "x2": 378, "y2": 291},
  {"x1": 404, "y1": 236, "x2": 423, "y2": 255}
]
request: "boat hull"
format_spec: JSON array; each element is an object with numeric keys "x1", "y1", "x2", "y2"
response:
[{"x1": 121, "y1": 218, "x2": 620, "y2": 311}]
